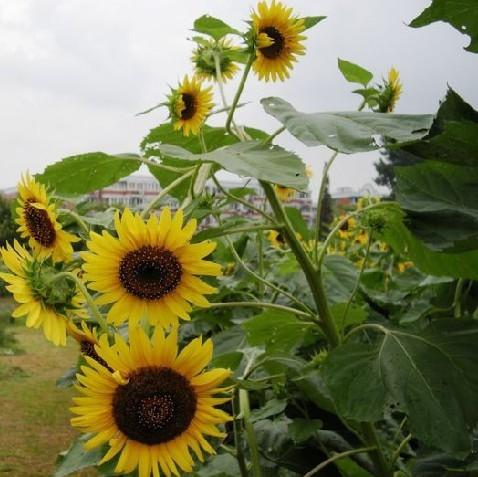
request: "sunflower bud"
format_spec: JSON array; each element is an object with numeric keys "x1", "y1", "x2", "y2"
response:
[
  {"x1": 192, "y1": 38, "x2": 239, "y2": 82},
  {"x1": 378, "y1": 67, "x2": 403, "y2": 113}
]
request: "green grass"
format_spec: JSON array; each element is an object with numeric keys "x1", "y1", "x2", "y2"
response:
[{"x1": 0, "y1": 300, "x2": 97, "y2": 476}]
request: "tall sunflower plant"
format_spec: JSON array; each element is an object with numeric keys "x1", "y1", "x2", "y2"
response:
[{"x1": 2, "y1": 1, "x2": 478, "y2": 476}]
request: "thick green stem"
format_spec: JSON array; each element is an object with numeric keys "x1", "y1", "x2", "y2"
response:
[
  {"x1": 225, "y1": 54, "x2": 255, "y2": 136},
  {"x1": 232, "y1": 390, "x2": 249, "y2": 477},
  {"x1": 453, "y1": 278, "x2": 466, "y2": 319},
  {"x1": 140, "y1": 169, "x2": 195, "y2": 219},
  {"x1": 209, "y1": 301, "x2": 313, "y2": 319},
  {"x1": 239, "y1": 388, "x2": 262, "y2": 477},
  {"x1": 261, "y1": 182, "x2": 340, "y2": 347},
  {"x1": 314, "y1": 151, "x2": 339, "y2": 264},
  {"x1": 257, "y1": 230, "x2": 265, "y2": 298}
]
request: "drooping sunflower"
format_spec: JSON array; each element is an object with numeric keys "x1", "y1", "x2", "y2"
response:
[
  {"x1": 71, "y1": 326, "x2": 232, "y2": 477},
  {"x1": 82, "y1": 208, "x2": 221, "y2": 328},
  {"x1": 251, "y1": 0, "x2": 306, "y2": 82},
  {"x1": 168, "y1": 75, "x2": 214, "y2": 136},
  {"x1": 67, "y1": 320, "x2": 110, "y2": 369},
  {"x1": 268, "y1": 230, "x2": 287, "y2": 249},
  {"x1": 274, "y1": 184, "x2": 296, "y2": 202},
  {"x1": 15, "y1": 173, "x2": 78, "y2": 262},
  {"x1": 192, "y1": 38, "x2": 239, "y2": 83},
  {"x1": 0, "y1": 241, "x2": 84, "y2": 346}
]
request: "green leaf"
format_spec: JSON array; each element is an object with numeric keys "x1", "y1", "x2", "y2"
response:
[
  {"x1": 396, "y1": 161, "x2": 478, "y2": 252},
  {"x1": 191, "y1": 454, "x2": 240, "y2": 477},
  {"x1": 38, "y1": 153, "x2": 141, "y2": 195},
  {"x1": 155, "y1": 141, "x2": 308, "y2": 190},
  {"x1": 324, "y1": 320, "x2": 478, "y2": 456},
  {"x1": 410, "y1": 0, "x2": 478, "y2": 53},
  {"x1": 377, "y1": 204, "x2": 478, "y2": 280},
  {"x1": 193, "y1": 15, "x2": 241, "y2": 40},
  {"x1": 284, "y1": 206, "x2": 311, "y2": 240},
  {"x1": 250, "y1": 398, "x2": 287, "y2": 422},
  {"x1": 243, "y1": 310, "x2": 314, "y2": 354},
  {"x1": 330, "y1": 303, "x2": 367, "y2": 330},
  {"x1": 403, "y1": 89, "x2": 478, "y2": 167},
  {"x1": 338, "y1": 58, "x2": 373, "y2": 86},
  {"x1": 301, "y1": 16, "x2": 327, "y2": 30},
  {"x1": 54, "y1": 435, "x2": 102, "y2": 477},
  {"x1": 288, "y1": 418, "x2": 323, "y2": 443},
  {"x1": 322, "y1": 255, "x2": 359, "y2": 304},
  {"x1": 261, "y1": 97, "x2": 433, "y2": 154}
]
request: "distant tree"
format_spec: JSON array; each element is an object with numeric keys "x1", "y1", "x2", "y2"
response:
[
  {"x1": 0, "y1": 195, "x2": 17, "y2": 247},
  {"x1": 374, "y1": 148, "x2": 421, "y2": 198},
  {"x1": 320, "y1": 177, "x2": 333, "y2": 229}
]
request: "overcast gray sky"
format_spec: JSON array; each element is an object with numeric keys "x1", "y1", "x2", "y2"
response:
[{"x1": 0, "y1": 0, "x2": 477, "y2": 196}]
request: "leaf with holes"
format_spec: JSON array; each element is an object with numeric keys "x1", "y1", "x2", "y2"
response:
[
  {"x1": 261, "y1": 97, "x2": 433, "y2": 153},
  {"x1": 323, "y1": 320, "x2": 478, "y2": 456}
]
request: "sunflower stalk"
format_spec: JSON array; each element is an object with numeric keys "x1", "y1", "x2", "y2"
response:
[
  {"x1": 225, "y1": 53, "x2": 255, "y2": 136},
  {"x1": 50, "y1": 271, "x2": 108, "y2": 334},
  {"x1": 141, "y1": 169, "x2": 195, "y2": 219},
  {"x1": 58, "y1": 208, "x2": 90, "y2": 237},
  {"x1": 239, "y1": 388, "x2": 262, "y2": 477}
]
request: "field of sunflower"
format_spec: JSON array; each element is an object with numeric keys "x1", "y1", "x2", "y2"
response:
[{"x1": 0, "y1": 1, "x2": 477, "y2": 476}]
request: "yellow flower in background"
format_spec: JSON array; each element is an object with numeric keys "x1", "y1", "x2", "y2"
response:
[
  {"x1": 168, "y1": 75, "x2": 214, "y2": 136},
  {"x1": 16, "y1": 173, "x2": 78, "y2": 262},
  {"x1": 192, "y1": 38, "x2": 239, "y2": 83},
  {"x1": 274, "y1": 185, "x2": 296, "y2": 202},
  {"x1": 338, "y1": 216, "x2": 357, "y2": 239},
  {"x1": 82, "y1": 208, "x2": 221, "y2": 328},
  {"x1": 252, "y1": 0, "x2": 306, "y2": 81},
  {"x1": 268, "y1": 229, "x2": 287, "y2": 249},
  {"x1": 397, "y1": 261, "x2": 414, "y2": 273},
  {"x1": 71, "y1": 326, "x2": 231, "y2": 477},
  {"x1": 378, "y1": 67, "x2": 403, "y2": 113},
  {"x1": 0, "y1": 241, "x2": 83, "y2": 346}
]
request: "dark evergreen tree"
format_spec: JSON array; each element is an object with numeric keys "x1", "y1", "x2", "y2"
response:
[{"x1": 0, "y1": 194, "x2": 17, "y2": 247}]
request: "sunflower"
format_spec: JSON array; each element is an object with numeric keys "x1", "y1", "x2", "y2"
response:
[
  {"x1": 82, "y1": 208, "x2": 221, "y2": 328},
  {"x1": 268, "y1": 230, "x2": 287, "y2": 249},
  {"x1": 378, "y1": 67, "x2": 403, "y2": 113},
  {"x1": 0, "y1": 241, "x2": 84, "y2": 346},
  {"x1": 274, "y1": 185, "x2": 296, "y2": 202},
  {"x1": 67, "y1": 320, "x2": 110, "y2": 369},
  {"x1": 251, "y1": 0, "x2": 306, "y2": 81},
  {"x1": 168, "y1": 75, "x2": 214, "y2": 136},
  {"x1": 15, "y1": 173, "x2": 78, "y2": 262},
  {"x1": 338, "y1": 216, "x2": 357, "y2": 240},
  {"x1": 192, "y1": 38, "x2": 239, "y2": 83},
  {"x1": 71, "y1": 325, "x2": 232, "y2": 477}
]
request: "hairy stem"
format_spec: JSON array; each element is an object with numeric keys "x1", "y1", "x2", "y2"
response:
[
  {"x1": 58, "y1": 208, "x2": 90, "y2": 236},
  {"x1": 232, "y1": 390, "x2": 249, "y2": 477},
  {"x1": 209, "y1": 301, "x2": 313, "y2": 319}
]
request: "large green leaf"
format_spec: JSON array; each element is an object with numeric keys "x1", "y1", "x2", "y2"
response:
[
  {"x1": 192, "y1": 15, "x2": 241, "y2": 41},
  {"x1": 191, "y1": 454, "x2": 240, "y2": 477},
  {"x1": 322, "y1": 255, "x2": 359, "y2": 303},
  {"x1": 377, "y1": 204, "x2": 478, "y2": 280},
  {"x1": 54, "y1": 435, "x2": 102, "y2": 477},
  {"x1": 261, "y1": 97, "x2": 433, "y2": 153},
  {"x1": 410, "y1": 0, "x2": 478, "y2": 53},
  {"x1": 38, "y1": 153, "x2": 141, "y2": 195},
  {"x1": 141, "y1": 124, "x2": 267, "y2": 199},
  {"x1": 323, "y1": 320, "x2": 478, "y2": 456},
  {"x1": 338, "y1": 58, "x2": 373, "y2": 86},
  {"x1": 396, "y1": 161, "x2": 478, "y2": 251},
  {"x1": 402, "y1": 89, "x2": 478, "y2": 167},
  {"x1": 154, "y1": 141, "x2": 308, "y2": 190}
]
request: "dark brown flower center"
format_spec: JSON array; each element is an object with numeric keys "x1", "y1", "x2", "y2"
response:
[
  {"x1": 118, "y1": 246, "x2": 182, "y2": 300},
  {"x1": 180, "y1": 93, "x2": 197, "y2": 120},
  {"x1": 24, "y1": 199, "x2": 56, "y2": 247},
  {"x1": 80, "y1": 340, "x2": 110, "y2": 370},
  {"x1": 112, "y1": 367, "x2": 197, "y2": 445},
  {"x1": 259, "y1": 26, "x2": 285, "y2": 59}
]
